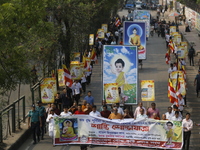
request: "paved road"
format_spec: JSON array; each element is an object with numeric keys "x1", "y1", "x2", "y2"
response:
[{"x1": 18, "y1": 9, "x2": 200, "y2": 150}]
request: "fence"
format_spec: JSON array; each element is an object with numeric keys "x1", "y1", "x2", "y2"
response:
[{"x1": 0, "y1": 96, "x2": 26, "y2": 143}]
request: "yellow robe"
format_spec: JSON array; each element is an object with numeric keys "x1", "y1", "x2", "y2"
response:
[
  {"x1": 62, "y1": 127, "x2": 76, "y2": 138},
  {"x1": 115, "y1": 72, "x2": 133, "y2": 91},
  {"x1": 130, "y1": 35, "x2": 144, "y2": 50}
]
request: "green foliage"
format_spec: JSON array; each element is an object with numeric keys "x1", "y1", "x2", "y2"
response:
[{"x1": 0, "y1": 0, "x2": 121, "y2": 95}]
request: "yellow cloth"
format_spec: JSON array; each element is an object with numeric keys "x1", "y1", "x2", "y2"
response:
[
  {"x1": 167, "y1": 129, "x2": 177, "y2": 140},
  {"x1": 130, "y1": 35, "x2": 144, "y2": 50},
  {"x1": 82, "y1": 105, "x2": 86, "y2": 112},
  {"x1": 108, "y1": 113, "x2": 122, "y2": 119},
  {"x1": 167, "y1": 129, "x2": 173, "y2": 138},
  {"x1": 115, "y1": 72, "x2": 133, "y2": 91},
  {"x1": 62, "y1": 127, "x2": 76, "y2": 138},
  {"x1": 107, "y1": 92, "x2": 112, "y2": 98}
]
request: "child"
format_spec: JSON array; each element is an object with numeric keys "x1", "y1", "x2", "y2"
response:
[
  {"x1": 111, "y1": 58, "x2": 132, "y2": 93},
  {"x1": 166, "y1": 121, "x2": 174, "y2": 145}
]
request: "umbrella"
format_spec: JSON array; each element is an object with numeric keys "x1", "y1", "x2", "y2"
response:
[{"x1": 169, "y1": 12, "x2": 180, "y2": 17}]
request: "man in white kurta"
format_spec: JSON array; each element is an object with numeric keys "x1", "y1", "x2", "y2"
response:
[{"x1": 46, "y1": 109, "x2": 58, "y2": 138}]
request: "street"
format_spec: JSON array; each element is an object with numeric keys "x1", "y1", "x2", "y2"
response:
[{"x1": 17, "y1": 9, "x2": 200, "y2": 150}]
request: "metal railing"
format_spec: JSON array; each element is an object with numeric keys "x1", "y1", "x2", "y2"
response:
[{"x1": 0, "y1": 95, "x2": 26, "y2": 143}]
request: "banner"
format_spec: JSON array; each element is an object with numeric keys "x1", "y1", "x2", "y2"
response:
[
  {"x1": 123, "y1": 21, "x2": 146, "y2": 59},
  {"x1": 141, "y1": 80, "x2": 155, "y2": 101},
  {"x1": 185, "y1": 6, "x2": 196, "y2": 28},
  {"x1": 73, "y1": 52, "x2": 80, "y2": 61},
  {"x1": 173, "y1": 34, "x2": 181, "y2": 45},
  {"x1": 101, "y1": 24, "x2": 108, "y2": 33},
  {"x1": 41, "y1": 77, "x2": 57, "y2": 103},
  {"x1": 103, "y1": 45, "x2": 138, "y2": 104},
  {"x1": 133, "y1": 10, "x2": 150, "y2": 38},
  {"x1": 57, "y1": 69, "x2": 65, "y2": 87},
  {"x1": 89, "y1": 34, "x2": 94, "y2": 46},
  {"x1": 180, "y1": 42, "x2": 188, "y2": 56},
  {"x1": 177, "y1": 46, "x2": 187, "y2": 58},
  {"x1": 196, "y1": 12, "x2": 200, "y2": 31},
  {"x1": 97, "y1": 29, "x2": 105, "y2": 39},
  {"x1": 53, "y1": 116, "x2": 183, "y2": 149},
  {"x1": 171, "y1": 79, "x2": 186, "y2": 96},
  {"x1": 70, "y1": 61, "x2": 83, "y2": 80},
  {"x1": 170, "y1": 71, "x2": 185, "y2": 80},
  {"x1": 169, "y1": 26, "x2": 176, "y2": 35},
  {"x1": 104, "y1": 83, "x2": 120, "y2": 104}
]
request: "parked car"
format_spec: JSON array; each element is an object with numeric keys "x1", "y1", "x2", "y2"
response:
[
  {"x1": 135, "y1": 1, "x2": 142, "y2": 9},
  {"x1": 125, "y1": 0, "x2": 135, "y2": 9}
]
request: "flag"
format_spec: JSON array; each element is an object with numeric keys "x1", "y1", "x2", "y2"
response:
[
  {"x1": 168, "y1": 40, "x2": 174, "y2": 53},
  {"x1": 115, "y1": 18, "x2": 121, "y2": 27},
  {"x1": 62, "y1": 64, "x2": 73, "y2": 87},
  {"x1": 52, "y1": 70, "x2": 55, "y2": 77},
  {"x1": 91, "y1": 49, "x2": 98, "y2": 64},
  {"x1": 168, "y1": 79, "x2": 178, "y2": 104},
  {"x1": 165, "y1": 52, "x2": 170, "y2": 64}
]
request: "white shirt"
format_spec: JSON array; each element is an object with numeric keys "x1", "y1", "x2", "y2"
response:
[
  {"x1": 171, "y1": 110, "x2": 182, "y2": 118},
  {"x1": 46, "y1": 113, "x2": 58, "y2": 136},
  {"x1": 115, "y1": 31, "x2": 119, "y2": 37},
  {"x1": 173, "y1": 66, "x2": 177, "y2": 71},
  {"x1": 165, "y1": 34, "x2": 170, "y2": 42},
  {"x1": 165, "y1": 112, "x2": 173, "y2": 120},
  {"x1": 136, "y1": 114, "x2": 148, "y2": 119},
  {"x1": 168, "y1": 67, "x2": 174, "y2": 74},
  {"x1": 178, "y1": 98, "x2": 185, "y2": 111},
  {"x1": 81, "y1": 76, "x2": 87, "y2": 83},
  {"x1": 89, "y1": 111, "x2": 101, "y2": 117},
  {"x1": 134, "y1": 106, "x2": 147, "y2": 118},
  {"x1": 111, "y1": 41, "x2": 116, "y2": 45},
  {"x1": 182, "y1": 118, "x2": 193, "y2": 132},
  {"x1": 171, "y1": 116, "x2": 182, "y2": 121},
  {"x1": 71, "y1": 82, "x2": 82, "y2": 95},
  {"x1": 60, "y1": 111, "x2": 72, "y2": 117},
  {"x1": 117, "y1": 107, "x2": 124, "y2": 115}
]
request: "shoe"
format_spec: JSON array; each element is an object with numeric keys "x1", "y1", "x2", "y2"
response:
[
  {"x1": 89, "y1": 145, "x2": 92, "y2": 148},
  {"x1": 38, "y1": 137, "x2": 40, "y2": 142},
  {"x1": 33, "y1": 141, "x2": 36, "y2": 144},
  {"x1": 41, "y1": 137, "x2": 44, "y2": 140},
  {"x1": 116, "y1": 146, "x2": 119, "y2": 148}
]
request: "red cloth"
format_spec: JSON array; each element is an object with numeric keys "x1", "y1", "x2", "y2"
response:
[
  {"x1": 74, "y1": 110, "x2": 85, "y2": 115},
  {"x1": 100, "y1": 110, "x2": 111, "y2": 118}
]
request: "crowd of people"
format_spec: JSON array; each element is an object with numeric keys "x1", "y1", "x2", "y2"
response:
[{"x1": 26, "y1": 6, "x2": 198, "y2": 150}]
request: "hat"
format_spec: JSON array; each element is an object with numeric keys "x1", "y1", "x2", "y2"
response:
[
  {"x1": 198, "y1": 70, "x2": 200, "y2": 72},
  {"x1": 37, "y1": 100, "x2": 42, "y2": 104}
]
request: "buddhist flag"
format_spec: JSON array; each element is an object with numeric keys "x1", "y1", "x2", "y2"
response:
[
  {"x1": 165, "y1": 52, "x2": 170, "y2": 64},
  {"x1": 115, "y1": 18, "x2": 121, "y2": 27},
  {"x1": 169, "y1": 40, "x2": 175, "y2": 53},
  {"x1": 91, "y1": 49, "x2": 98, "y2": 64},
  {"x1": 62, "y1": 64, "x2": 73, "y2": 87},
  {"x1": 168, "y1": 79, "x2": 178, "y2": 104}
]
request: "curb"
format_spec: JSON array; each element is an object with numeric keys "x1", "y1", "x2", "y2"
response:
[{"x1": 8, "y1": 129, "x2": 31, "y2": 150}]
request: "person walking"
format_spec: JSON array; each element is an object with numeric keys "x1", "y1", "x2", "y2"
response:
[
  {"x1": 194, "y1": 70, "x2": 200, "y2": 97},
  {"x1": 36, "y1": 101, "x2": 46, "y2": 140},
  {"x1": 114, "y1": 30, "x2": 119, "y2": 44},
  {"x1": 71, "y1": 80, "x2": 82, "y2": 105},
  {"x1": 28, "y1": 104, "x2": 42, "y2": 144},
  {"x1": 188, "y1": 46, "x2": 195, "y2": 66},
  {"x1": 46, "y1": 109, "x2": 57, "y2": 146},
  {"x1": 182, "y1": 113, "x2": 193, "y2": 150},
  {"x1": 84, "y1": 91, "x2": 94, "y2": 106}
]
